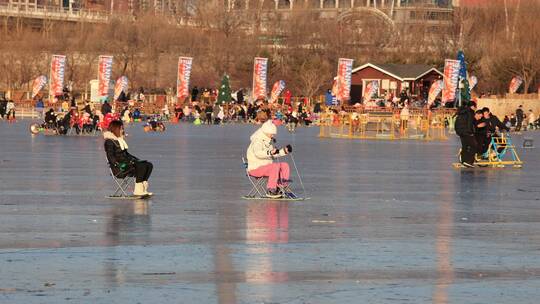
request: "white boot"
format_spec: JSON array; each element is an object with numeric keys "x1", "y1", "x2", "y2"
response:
[
  {"x1": 143, "y1": 181, "x2": 153, "y2": 196},
  {"x1": 133, "y1": 182, "x2": 145, "y2": 196}
]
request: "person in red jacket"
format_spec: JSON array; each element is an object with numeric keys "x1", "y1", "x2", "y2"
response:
[{"x1": 284, "y1": 90, "x2": 292, "y2": 105}]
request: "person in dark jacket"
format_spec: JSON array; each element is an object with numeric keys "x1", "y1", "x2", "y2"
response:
[
  {"x1": 454, "y1": 102, "x2": 477, "y2": 167},
  {"x1": 483, "y1": 107, "x2": 510, "y2": 136},
  {"x1": 59, "y1": 110, "x2": 72, "y2": 134},
  {"x1": 104, "y1": 120, "x2": 153, "y2": 196},
  {"x1": 473, "y1": 110, "x2": 488, "y2": 156},
  {"x1": 0, "y1": 98, "x2": 6, "y2": 119},
  {"x1": 515, "y1": 105, "x2": 524, "y2": 132},
  {"x1": 237, "y1": 89, "x2": 244, "y2": 104},
  {"x1": 44, "y1": 108, "x2": 57, "y2": 128},
  {"x1": 101, "y1": 100, "x2": 112, "y2": 116},
  {"x1": 191, "y1": 86, "x2": 199, "y2": 102},
  {"x1": 83, "y1": 101, "x2": 92, "y2": 115},
  {"x1": 483, "y1": 107, "x2": 510, "y2": 153},
  {"x1": 204, "y1": 103, "x2": 213, "y2": 125}
]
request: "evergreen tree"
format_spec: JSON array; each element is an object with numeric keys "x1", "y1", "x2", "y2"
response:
[{"x1": 217, "y1": 74, "x2": 232, "y2": 104}]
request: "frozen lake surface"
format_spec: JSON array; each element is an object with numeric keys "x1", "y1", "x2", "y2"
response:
[{"x1": 1, "y1": 121, "x2": 540, "y2": 303}]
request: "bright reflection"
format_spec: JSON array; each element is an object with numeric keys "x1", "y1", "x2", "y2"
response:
[{"x1": 245, "y1": 202, "x2": 290, "y2": 284}]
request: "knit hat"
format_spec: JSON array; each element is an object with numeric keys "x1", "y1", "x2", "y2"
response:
[{"x1": 261, "y1": 121, "x2": 277, "y2": 135}]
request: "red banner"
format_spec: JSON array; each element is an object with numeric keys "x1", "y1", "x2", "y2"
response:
[
  {"x1": 252, "y1": 57, "x2": 268, "y2": 100},
  {"x1": 49, "y1": 55, "x2": 66, "y2": 97},
  {"x1": 32, "y1": 75, "x2": 48, "y2": 98},
  {"x1": 114, "y1": 76, "x2": 129, "y2": 100},
  {"x1": 428, "y1": 80, "x2": 444, "y2": 106},
  {"x1": 98, "y1": 55, "x2": 113, "y2": 97},
  {"x1": 177, "y1": 57, "x2": 193, "y2": 100},
  {"x1": 442, "y1": 59, "x2": 460, "y2": 104},
  {"x1": 269, "y1": 80, "x2": 286, "y2": 103},
  {"x1": 336, "y1": 58, "x2": 354, "y2": 102}
]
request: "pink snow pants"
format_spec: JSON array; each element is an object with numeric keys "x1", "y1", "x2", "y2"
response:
[{"x1": 249, "y1": 162, "x2": 290, "y2": 190}]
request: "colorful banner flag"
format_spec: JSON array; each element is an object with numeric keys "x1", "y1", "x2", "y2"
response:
[
  {"x1": 176, "y1": 57, "x2": 193, "y2": 100},
  {"x1": 468, "y1": 75, "x2": 478, "y2": 90},
  {"x1": 114, "y1": 76, "x2": 129, "y2": 100},
  {"x1": 336, "y1": 58, "x2": 354, "y2": 102},
  {"x1": 252, "y1": 57, "x2": 268, "y2": 100},
  {"x1": 363, "y1": 80, "x2": 379, "y2": 101},
  {"x1": 269, "y1": 80, "x2": 286, "y2": 103},
  {"x1": 509, "y1": 76, "x2": 523, "y2": 94},
  {"x1": 428, "y1": 80, "x2": 444, "y2": 106},
  {"x1": 32, "y1": 75, "x2": 47, "y2": 98},
  {"x1": 49, "y1": 55, "x2": 66, "y2": 97},
  {"x1": 442, "y1": 59, "x2": 461, "y2": 104},
  {"x1": 98, "y1": 55, "x2": 114, "y2": 97}
]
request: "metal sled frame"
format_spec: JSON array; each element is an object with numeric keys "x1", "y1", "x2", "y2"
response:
[
  {"x1": 241, "y1": 157, "x2": 306, "y2": 201},
  {"x1": 477, "y1": 134, "x2": 523, "y2": 168},
  {"x1": 107, "y1": 164, "x2": 136, "y2": 199}
]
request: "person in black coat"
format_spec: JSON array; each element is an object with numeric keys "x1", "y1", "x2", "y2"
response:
[
  {"x1": 83, "y1": 101, "x2": 92, "y2": 116},
  {"x1": 191, "y1": 86, "x2": 199, "y2": 102},
  {"x1": 104, "y1": 120, "x2": 153, "y2": 196},
  {"x1": 204, "y1": 103, "x2": 213, "y2": 125},
  {"x1": 473, "y1": 110, "x2": 488, "y2": 156},
  {"x1": 515, "y1": 105, "x2": 524, "y2": 132},
  {"x1": 0, "y1": 98, "x2": 7, "y2": 119},
  {"x1": 483, "y1": 107, "x2": 510, "y2": 153},
  {"x1": 482, "y1": 107, "x2": 510, "y2": 136},
  {"x1": 101, "y1": 100, "x2": 112, "y2": 116},
  {"x1": 454, "y1": 102, "x2": 477, "y2": 167},
  {"x1": 44, "y1": 108, "x2": 57, "y2": 128},
  {"x1": 237, "y1": 89, "x2": 244, "y2": 104}
]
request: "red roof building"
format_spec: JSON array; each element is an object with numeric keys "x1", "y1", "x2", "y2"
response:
[{"x1": 350, "y1": 63, "x2": 443, "y2": 103}]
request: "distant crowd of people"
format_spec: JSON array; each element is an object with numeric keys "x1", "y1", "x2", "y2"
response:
[{"x1": 170, "y1": 98, "x2": 319, "y2": 127}]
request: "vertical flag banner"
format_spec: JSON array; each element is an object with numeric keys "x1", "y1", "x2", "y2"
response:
[
  {"x1": 509, "y1": 76, "x2": 523, "y2": 94},
  {"x1": 98, "y1": 55, "x2": 114, "y2": 97},
  {"x1": 468, "y1": 75, "x2": 478, "y2": 90},
  {"x1": 428, "y1": 80, "x2": 444, "y2": 106},
  {"x1": 363, "y1": 80, "x2": 379, "y2": 101},
  {"x1": 114, "y1": 76, "x2": 129, "y2": 100},
  {"x1": 252, "y1": 57, "x2": 268, "y2": 100},
  {"x1": 32, "y1": 75, "x2": 48, "y2": 98},
  {"x1": 457, "y1": 50, "x2": 470, "y2": 102},
  {"x1": 49, "y1": 55, "x2": 66, "y2": 97},
  {"x1": 177, "y1": 57, "x2": 193, "y2": 100},
  {"x1": 336, "y1": 58, "x2": 354, "y2": 102},
  {"x1": 269, "y1": 80, "x2": 286, "y2": 103},
  {"x1": 442, "y1": 59, "x2": 461, "y2": 104}
]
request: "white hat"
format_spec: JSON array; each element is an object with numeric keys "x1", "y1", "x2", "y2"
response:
[{"x1": 261, "y1": 121, "x2": 277, "y2": 135}]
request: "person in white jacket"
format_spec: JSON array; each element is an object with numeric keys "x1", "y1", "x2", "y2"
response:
[{"x1": 247, "y1": 121, "x2": 292, "y2": 198}]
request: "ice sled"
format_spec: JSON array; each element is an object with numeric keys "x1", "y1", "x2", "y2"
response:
[{"x1": 241, "y1": 157, "x2": 308, "y2": 201}]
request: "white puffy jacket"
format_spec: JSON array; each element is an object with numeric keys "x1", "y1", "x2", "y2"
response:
[{"x1": 246, "y1": 128, "x2": 287, "y2": 171}]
